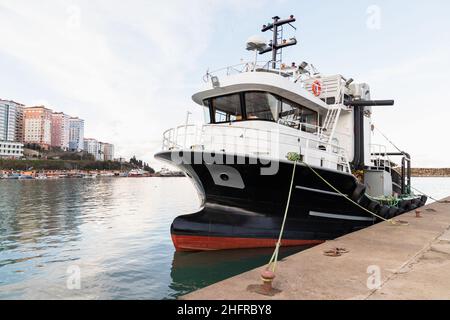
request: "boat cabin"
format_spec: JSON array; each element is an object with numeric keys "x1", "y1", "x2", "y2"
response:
[{"x1": 202, "y1": 91, "x2": 320, "y2": 134}]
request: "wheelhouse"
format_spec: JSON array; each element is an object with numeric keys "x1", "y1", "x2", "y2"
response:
[{"x1": 203, "y1": 91, "x2": 320, "y2": 134}]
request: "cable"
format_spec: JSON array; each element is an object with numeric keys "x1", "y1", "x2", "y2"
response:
[
  {"x1": 410, "y1": 185, "x2": 450, "y2": 204},
  {"x1": 372, "y1": 125, "x2": 405, "y2": 156},
  {"x1": 299, "y1": 159, "x2": 396, "y2": 224}
]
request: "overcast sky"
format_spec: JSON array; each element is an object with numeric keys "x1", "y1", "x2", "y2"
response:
[{"x1": 1, "y1": 0, "x2": 449, "y2": 168}]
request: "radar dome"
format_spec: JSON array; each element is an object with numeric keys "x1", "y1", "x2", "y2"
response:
[{"x1": 246, "y1": 35, "x2": 268, "y2": 52}]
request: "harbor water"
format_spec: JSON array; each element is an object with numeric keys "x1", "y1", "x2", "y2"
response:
[{"x1": 0, "y1": 177, "x2": 448, "y2": 299}]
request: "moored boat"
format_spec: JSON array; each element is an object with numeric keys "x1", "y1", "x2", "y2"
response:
[{"x1": 155, "y1": 15, "x2": 427, "y2": 251}]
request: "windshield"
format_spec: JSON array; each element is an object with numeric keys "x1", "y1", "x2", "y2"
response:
[{"x1": 203, "y1": 91, "x2": 319, "y2": 132}]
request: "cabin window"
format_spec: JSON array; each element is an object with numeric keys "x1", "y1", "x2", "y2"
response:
[
  {"x1": 211, "y1": 94, "x2": 242, "y2": 123},
  {"x1": 244, "y1": 92, "x2": 279, "y2": 121},
  {"x1": 202, "y1": 91, "x2": 318, "y2": 131},
  {"x1": 203, "y1": 100, "x2": 213, "y2": 124},
  {"x1": 279, "y1": 99, "x2": 319, "y2": 133},
  {"x1": 279, "y1": 100, "x2": 298, "y2": 122}
]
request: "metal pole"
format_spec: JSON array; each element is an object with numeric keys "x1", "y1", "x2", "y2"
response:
[
  {"x1": 272, "y1": 17, "x2": 279, "y2": 69},
  {"x1": 183, "y1": 111, "x2": 192, "y2": 149}
]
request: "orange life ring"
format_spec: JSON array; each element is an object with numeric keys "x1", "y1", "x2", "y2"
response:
[{"x1": 312, "y1": 80, "x2": 322, "y2": 97}]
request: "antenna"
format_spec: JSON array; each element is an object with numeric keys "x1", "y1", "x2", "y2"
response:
[{"x1": 260, "y1": 15, "x2": 297, "y2": 69}]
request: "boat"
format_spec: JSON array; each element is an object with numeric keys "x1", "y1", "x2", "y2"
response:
[
  {"x1": 18, "y1": 175, "x2": 33, "y2": 180},
  {"x1": 83, "y1": 174, "x2": 97, "y2": 179},
  {"x1": 2, "y1": 173, "x2": 21, "y2": 180},
  {"x1": 159, "y1": 168, "x2": 185, "y2": 177},
  {"x1": 128, "y1": 169, "x2": 149, "y2": 177},
  {"x1": 100, "y1": 172, "x2": 115, "y2": 177},
  {"x1": 155, "y1": 15, "x2": 427, "y2": 251}
]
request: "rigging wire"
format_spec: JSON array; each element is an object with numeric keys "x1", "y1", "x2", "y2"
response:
[
  {"x1": 410, "y1": 185, "x2": 450, "y2": 204},
  {"x1": 372, "y1": 124, "x2": 406, "y2": 156},
  {"x1": 373, "y1": 124, "x2": 449, "y2": 204}
]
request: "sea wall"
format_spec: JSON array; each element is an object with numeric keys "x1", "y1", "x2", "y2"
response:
[{"x1": 411, "y1": 168, "x2": 450, "y2": 177}]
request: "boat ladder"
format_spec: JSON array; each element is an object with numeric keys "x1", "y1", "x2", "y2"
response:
[{"x1": 321, "y1": 105, "x2": 341, "y2": 142}]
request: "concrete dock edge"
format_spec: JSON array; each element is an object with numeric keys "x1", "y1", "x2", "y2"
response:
[{"x1": 182, "y1": 198, "x2": 450, "y2": 300}]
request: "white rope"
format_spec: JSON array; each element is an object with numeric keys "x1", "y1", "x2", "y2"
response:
[{"x1": 266, "y1": 160, "x2": 297, "y2": 273}]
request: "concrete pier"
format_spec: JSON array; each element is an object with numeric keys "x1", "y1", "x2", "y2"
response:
[{"x1": 183, "y1": 198, "x2": 450, "y2": 300}]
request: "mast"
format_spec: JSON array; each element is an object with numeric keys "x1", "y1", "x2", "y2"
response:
[{"x1": 260, "y1": 15, "x2": 298, "y2": 69}]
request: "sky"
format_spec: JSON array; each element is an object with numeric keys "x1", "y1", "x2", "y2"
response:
[{"x1": 0, "y1": 0, "x2": 449, "y2": 168}]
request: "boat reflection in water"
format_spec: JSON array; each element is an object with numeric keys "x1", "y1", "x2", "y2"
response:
[{"x1": 169, "y1": 245, "x2": 314, "y2": 298}]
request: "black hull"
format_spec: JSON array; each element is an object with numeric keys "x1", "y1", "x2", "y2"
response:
[{"x1": 156, "y1": 151, "x2": 427, "y2": 251}]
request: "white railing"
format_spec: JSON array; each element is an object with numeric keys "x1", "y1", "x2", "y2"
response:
[
  {"x1": 370, "y1": 144, "x2": 391, "y2": 172},
  {"x1": 162, "y1": 124, "x2": 351, "y2": 173},
  {"x1": 203, "y1": 60, "x2": 303, "y2": 83},
  {"x1": 203, "y1": 61, "x2": 347, "y2": 110}
]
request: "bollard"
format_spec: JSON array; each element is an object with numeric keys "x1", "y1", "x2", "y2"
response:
[
  {"x1": 260, "y1": 269, "x2": 276, "y2": 294},
  {"x1": 247, "y1": 269, "x2": 281, "y2": 296},
  {"x1": 415, "y1": 210, "x2": 422, "y2": 218}
]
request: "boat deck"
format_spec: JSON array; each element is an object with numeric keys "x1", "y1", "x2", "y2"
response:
[{"x1": 182, "y1": 197, "x2": 450, "y2": 300}]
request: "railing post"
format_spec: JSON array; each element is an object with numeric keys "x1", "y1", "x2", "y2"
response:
[{"x1": 305, "y1": 140, "x2": 309, "y2": 163}]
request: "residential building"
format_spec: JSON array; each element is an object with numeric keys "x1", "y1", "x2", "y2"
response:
[
  {"x1": 83, "y1": 139, "x2": 114, "y2": 161},
  {"x1": 0, "y1": 141, "x2": 24, "y2": 159},
  {"x1": 69, "y1": 117, "x2": 84, "y2": 152},
  {"x1": 24, "y1": 106, "x2": 53, "y2": 149},
  {"x1": 103, "y1": 143, "x2": 115, "y2": 161},
  {"x1": 0, "y1": 99, "x2": 24, "y2": 143},
  {"x1": 83, "y1": 138, "x2": 100, "y2": 160},
  {"x1": 51, "y1": 112, "x2": 70, "y2": 151},
  {"x1": 98, "y1": 142, "x2": 105, "y2": 161}
]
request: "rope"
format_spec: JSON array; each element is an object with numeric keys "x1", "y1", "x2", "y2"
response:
[
  {"x1": 410, "y1": 185, "x2": 450, "y2": 204},
  {"x1": 265, "y1": 151, "x2": 411, "y2": 274},
  {"x1": 266, "y1": 160, "x2": 297, "y2": 273},
  {"x1": 299, "y1": 159, "x2": 400, "y2": 224}
]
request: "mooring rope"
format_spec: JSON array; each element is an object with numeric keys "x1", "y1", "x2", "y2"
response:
[
  {"x1": 266, "y1": 160, "x2": 297, "y2": 273},
  {"x1": 265, "y1": 152, "x2": 412, "y2": 274},
  {"x1": 298, "y1": 158, "x2": 401, "y2": 225},
  {"x1": 410, "y1": 185, "x2": 450, "y2": 204}
]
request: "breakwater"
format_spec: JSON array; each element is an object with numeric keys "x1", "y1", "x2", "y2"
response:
[{"x1": 412, "y1": 168, "x2": 450, "y2": 177}]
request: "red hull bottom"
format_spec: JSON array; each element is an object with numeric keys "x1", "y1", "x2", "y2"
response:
[{"x1": 172, "y1": 234, "x2": 325, "y2": 252}]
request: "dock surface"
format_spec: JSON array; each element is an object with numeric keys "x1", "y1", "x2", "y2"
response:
[{"x1": 183, "y1": 198, "x2": 450, "y2": 300}]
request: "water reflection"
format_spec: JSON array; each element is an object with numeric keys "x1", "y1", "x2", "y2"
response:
[{"x1": 169, "y1": 246, "x2": 311, "y2": 299}]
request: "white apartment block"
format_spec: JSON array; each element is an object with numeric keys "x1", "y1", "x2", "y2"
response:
[
  {"x1": 0, "y1": 141, "x2": 24, "y2": 159},
  {"x1": 69, "y1": 117, "x2": 84, "y2": 152},
  {"x1": 0, "y1": 99, "x2": 24, "y2": 143}
]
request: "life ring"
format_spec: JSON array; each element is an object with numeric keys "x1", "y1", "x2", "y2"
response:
[{"x1": 312, "y1": 80, "x2": 322, "y2": 97}]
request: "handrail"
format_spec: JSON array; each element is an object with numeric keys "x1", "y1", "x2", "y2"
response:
[
  {"x1": 203, "y1": 60, "x2": 298, "y2": 83},
  {"x1": 370, "y1": 144, "x2": 392, "y2": 172},
  {"x1": 162, "y1": 124, "x2": 351, "y2": 173}
]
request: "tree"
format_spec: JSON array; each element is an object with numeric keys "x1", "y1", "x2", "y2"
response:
[{"x1": 143, "y1": 163, "x2": 155, "y2": 174}]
